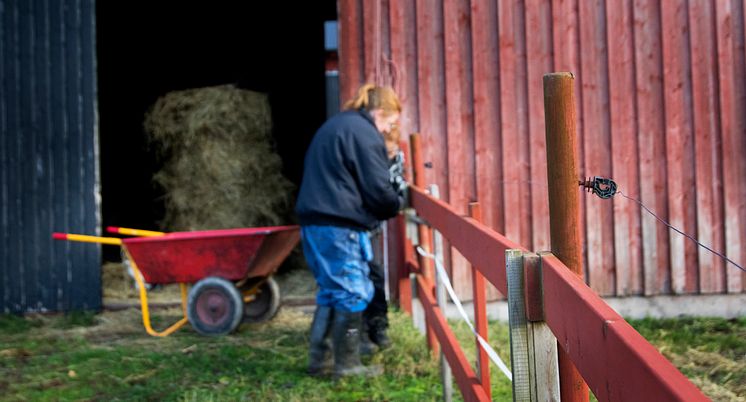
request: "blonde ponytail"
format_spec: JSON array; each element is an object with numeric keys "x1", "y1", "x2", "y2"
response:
[{"x1": 343, "y1": 84, "x2": 402, "y2": 114}]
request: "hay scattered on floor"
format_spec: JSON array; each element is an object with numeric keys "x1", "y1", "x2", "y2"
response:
[
  {"x1": 101, "y1": 262, "x2": 182, "y2": 304},
  {"x1": 145, "y1": 85, "x2": 294, "y2": 231}
]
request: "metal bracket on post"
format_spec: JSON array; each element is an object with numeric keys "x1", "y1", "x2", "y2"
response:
[{"x1": 507, "y1": 250, "x2": 560, "y2": 402}]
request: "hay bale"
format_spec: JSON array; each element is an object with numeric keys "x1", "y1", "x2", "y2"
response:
[{"x1": 145, "y1": 85, "x2": 293, "y2": 231}]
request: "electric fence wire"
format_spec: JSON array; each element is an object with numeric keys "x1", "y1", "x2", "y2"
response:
[
  {"x1": 616, "y1": 189, "x2": 745, "y2": 273},
  {"x1": 435, "y1": 178, "x2": 745, "y2": 273}
]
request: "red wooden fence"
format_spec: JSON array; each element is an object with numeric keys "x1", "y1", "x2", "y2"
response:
[
  {"x1": 338, "y1": 0, "x2": 746, "y2": 298},
  {"x1": 403, "y1": 184, "x2": 709, "y2": 401}
]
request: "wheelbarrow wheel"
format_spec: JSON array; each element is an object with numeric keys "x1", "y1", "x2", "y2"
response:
[
  {"x1": 242, "y1": 276, "x2": 280, "y2": 323},
  {"x1": 187, "y1": 276, "x2": 244, "y2": 336}
]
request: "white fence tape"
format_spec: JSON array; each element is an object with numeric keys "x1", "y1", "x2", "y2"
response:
[{"x1": 416, "y1": 246, "x2": 513, "y2": 381}]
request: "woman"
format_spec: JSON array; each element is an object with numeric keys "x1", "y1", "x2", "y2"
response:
[{"x1": 295, "y1": 84, "x2": 405, "y2": 378}]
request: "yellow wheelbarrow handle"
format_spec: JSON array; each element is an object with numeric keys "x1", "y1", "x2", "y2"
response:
[
  {"x1": 53, "y1": 231, "x2": 189, "y2": 337},
  {"x1": 107, "y1": 226, "x2": 165, "y2": 237},
  {"x1": 53, "y1": 232, "x2": 122, "y2": 245}
]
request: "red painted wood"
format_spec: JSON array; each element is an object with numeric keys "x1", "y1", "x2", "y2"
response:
[
  {"x1": 387, "y1": 141, "x2": 413, "y2": 309},
  {"x1": 417, "y1": 226, "x2": 439, "y2": 356},
  {"x1": 337, "y1": 0, "x2": 364, "y2": 105},
  {"x1": 470, "y1": 0, "x2": 504, "y2": 301},
  {"x1": 606, "y1": 0, "x2": 643, "y2": 296},
  {"x1": 380, "y1": 0, "x2": 392, "y2": 86},
  {"x1": 411, "y1": 135, "x2": 439, "y2": 354},
  {"x1": 551, "y1": 0, "x2": 587, "y2": 276},
  {"x1": 541, "y1": 254, "x2": 709, "y2": 402},
  {"x1": 524, "y1": 254, "x2": 544, "y2": 321},
  {"x1": 398, "y1": 278, "x2": 412, "y2": 314},
  {"x1": 341, "y1": 0, "x2": 745, "y2": 300},
  {"x1": 689, "y1": 0, "x2": 726, "y2": 293},
  {"x1": 544, "y1": 73, "x2": 589, "y2": 402},
  {"x1": 578, "y1": 0, "x2": 616, "y2": 296},
  {"x1": 124, "y1": 227, "x2": 299, "y2": 284},
  {"x1": 405, "y1": 238, "x2": 421, "y2": 274},
  {"x1": 411, "y1": 185, "x2": 526, "y2": 294},
  {"x1": 415, "y1": 0, "x2": 448, "y2": 193},
  {"x1": 444, "y1": 0, "x2": 476, "y2": 301},
  {"x1": 525, "y1": 0, "x2": 552, "y2": 254},
  {"x1": 388, "y1": 215, "x2": 408, "y2": 311},
  {"x1": 468, "y1": 203, "x2": 491, "y2": 399},
  {"x1": 416, "y1": 275, "x2": 491, "y2": 402},
  {"x1": 411, "y1": 135, "x2": 436, "y2": 281},
  {"x1": 633, "y1": 0, "x2": 671, "y2": 295},
  {"x1": 661, "y1": 0, "x2": 699, "y2": 294},
  {"x1": 716, "y1": 0, "x2": 746, "y2": 293},
  {"x1": 470, "y1": 0, "x2": 503, "y2": 235},
  {"x1": 395, "y1": 230, "x2": 413, "y2": 315},
  {"x1": 498, "y1": 0, "x2": 532, "y2": 249},
  {"x1": 389, "y1": 0, "x2": 419, "y2": 141},
  {"x1": 362, "y1": 1, "x2": 378, "y2": 83}
]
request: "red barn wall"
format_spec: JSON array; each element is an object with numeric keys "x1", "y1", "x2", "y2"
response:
[{"x1": 338, "y1": 0, "x2": 746, "y2": 299}]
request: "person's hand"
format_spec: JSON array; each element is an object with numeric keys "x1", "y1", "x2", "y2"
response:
[
  {"x1": 384, "y1": 126, "x2": 401, "y2": 159},
  {"x1": 389, "y1": 151, "x2": 409, "y2": 209}
]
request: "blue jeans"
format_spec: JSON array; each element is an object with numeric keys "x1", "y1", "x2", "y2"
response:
[{"x1": 301, "y1": 225, "x2": 374, "y2": 313}]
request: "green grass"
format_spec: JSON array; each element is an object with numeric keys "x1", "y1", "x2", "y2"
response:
[
  {"x1": 628, "y1": 316, "x2": 746, "y2": 401},
  {"x1": 0, "y1": 309, "x2": 743, "y2": 401},
  {"x1": 0, "y1": 308, "x2": 450, "y2": 401}
]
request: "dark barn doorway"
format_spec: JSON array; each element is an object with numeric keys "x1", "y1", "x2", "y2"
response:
[{"x1": 97, "y1": 3, "x2": 336, "y2": 261}]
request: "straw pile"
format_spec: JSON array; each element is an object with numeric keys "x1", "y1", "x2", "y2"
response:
[{"x1": 144, "y1": 85, "x2": 293, "y2": 231}]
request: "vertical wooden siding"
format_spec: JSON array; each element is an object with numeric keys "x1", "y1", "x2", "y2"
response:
[
  {"x1": 661, "y1": 0, "x2": 699, "y2": 294},
  {"x1": 1, "y1": 0, "x2": 100, "y2": 313},
  {"x1": 338, "y1": 0, "x2": 746, "y2": 298},
  {"x1": 607, "y1": 0, "x2": 643, "y2": 296}
]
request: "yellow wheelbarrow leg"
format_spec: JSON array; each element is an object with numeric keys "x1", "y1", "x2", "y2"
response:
[
  {"x1": 124, "y1": 248, "x2": 189, "y2": 337},
  {"x1": 238, "y1": 277, "x2": 269, "y2": 303}
]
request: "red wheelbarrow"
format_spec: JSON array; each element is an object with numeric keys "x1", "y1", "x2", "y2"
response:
[{"x1": 53, "y1": 225, "x2": 300, "y2": 337}]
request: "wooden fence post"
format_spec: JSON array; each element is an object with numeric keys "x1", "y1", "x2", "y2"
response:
[
  {"x1": 524, "y1": 254, "x2": 560, "y2": 401},
  {"x1": 430, "y1": 184, "x2": 453, "y2": 402},
  {"x1": 468, "y1": 202, "x2": 491, "y2": 399},
  {"x1": 410, "y1": 133, "x2": 439, "y2": 356},
  {"x1": 506, "y1": 249, "x2": 532, "y2": 401},
  {"x1": 543, "y1": 72, "x2": 590, "y2": 402},
  {"x1": 394, "y1": 139, "x2": 413, "y2": 314},
  {"x1": 507, "y1": 250, "x2": 561, "y2": 402}
]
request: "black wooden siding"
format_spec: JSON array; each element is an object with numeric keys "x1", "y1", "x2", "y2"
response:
[{"x1": 1, "y1": 0, "x2": 100, "y2": 313}]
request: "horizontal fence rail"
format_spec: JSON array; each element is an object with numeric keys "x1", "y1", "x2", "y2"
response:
[
  {"x1": 411, "y1": 265, "x2": 491, "y2": 402},
  {"x1": 404, "y1": 184, "x2": 709, "y2": 402},
  {"x1": 541, "y1": 254, "x2": 707, "y2": 401},
  {"x1": 410, "y1": 186, "x2": 526, "y2": 295}
]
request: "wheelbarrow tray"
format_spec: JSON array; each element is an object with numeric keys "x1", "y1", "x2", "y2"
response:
[{"x1": 123, "y1": 225, "x2": 299, "y2": 284}]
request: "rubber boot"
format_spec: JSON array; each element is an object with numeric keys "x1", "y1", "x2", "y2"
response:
[
  {"x1": 367, "y1": 316, "x2": 392, "y2": 350},
  {"x1": 332, "y1": 310, "x2": 383, "y2": 379},
  {"x1": 308, "y1": 306, "x2": 334, "y2": 377},
  {"x1": 359, "y1": 327, "x2": 379, "y2": 356}
]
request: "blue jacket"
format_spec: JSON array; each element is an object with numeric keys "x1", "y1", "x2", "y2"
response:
[{"x1": 295, "y1": 109, "x2": 401, "y2": 230}]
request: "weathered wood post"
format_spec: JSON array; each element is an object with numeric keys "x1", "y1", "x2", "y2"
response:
[
  {"x1": 506, "y1": 249, "x2": 531, "y2": 401},
  {"x1": 468, "y1": 202, "x2": 491, "y2": 399},
  {"x1": 543, "y1": 72, "x2": 590, "y2": 402},
  {"x1": 507, "y1": 251, "x2": 561, "y2": 402}
]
